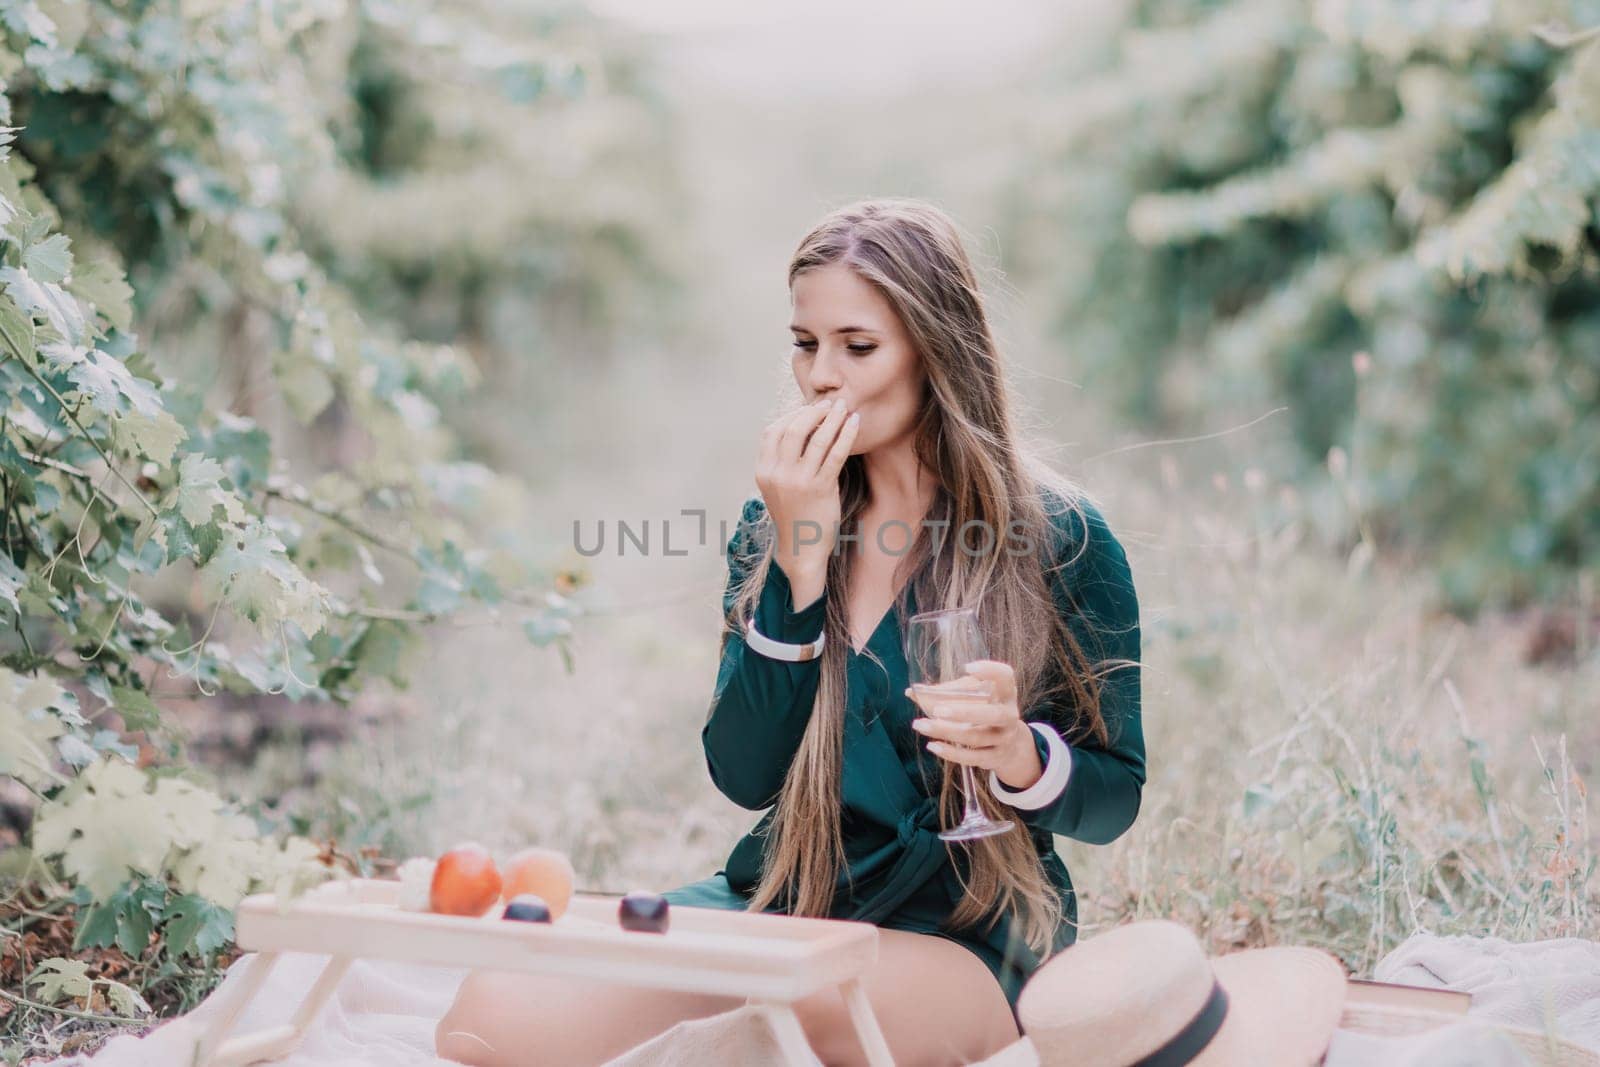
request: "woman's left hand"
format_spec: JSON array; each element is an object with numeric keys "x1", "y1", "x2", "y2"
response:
[{"x1": 905, "y1": 659, "x2": 1043, "y2": 790}]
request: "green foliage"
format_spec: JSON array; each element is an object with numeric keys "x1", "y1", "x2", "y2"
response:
[
  {"x1": 1008, "y1": 0, "x2": 1600, "y2": 611},
  {"x1": 305, "y1": 0, "x2": 686, "y2": 336},
  {"x1": 0, "y1": 0, "x2": 671, "y2": 1032},
  {"x1": 68, "y1": 877, "x2": 234, "y2": 961}
]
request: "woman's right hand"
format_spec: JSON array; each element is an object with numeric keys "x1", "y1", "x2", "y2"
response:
[{"x1": 756, "y1": 396, "x2": 860, "y2": 592}]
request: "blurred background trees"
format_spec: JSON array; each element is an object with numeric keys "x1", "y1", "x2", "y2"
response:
[{"x1": 1002, "y1": 0, "x2": 1599, "y2": 612}]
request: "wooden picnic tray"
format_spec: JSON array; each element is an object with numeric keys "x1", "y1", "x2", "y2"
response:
[{"x1": 193, "y1": 877, "x2": 894, "y2": 1066}]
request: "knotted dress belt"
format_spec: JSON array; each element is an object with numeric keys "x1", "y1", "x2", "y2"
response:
[{"x1": 842, "y1": 796, "x2": 947, "y2": 924}]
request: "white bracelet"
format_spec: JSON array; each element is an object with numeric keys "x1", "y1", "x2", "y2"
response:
[
  {"x1": 743, "y1": 616, "x2": 826, "y2": 662},
  {"x1": 989, "y1": 722, "x2": 1072, "y2": 809}
]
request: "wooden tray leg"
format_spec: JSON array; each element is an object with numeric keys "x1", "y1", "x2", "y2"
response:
[
  {"x1": 761, "y1": 1002, "x2": 822, "y2": 1066},
  {"x1": 288, "y1": 956, "x2": 353, "y2": 1033},
  {"x1": 841, "y1": 978, "x2": 895, "y2": 1067},
  {"x1": 193, "y1": 951, "x2": 280, "y2": 1067},
  {"x1": 196, "y1": 954, "x2": 353, "y2": 1067}
]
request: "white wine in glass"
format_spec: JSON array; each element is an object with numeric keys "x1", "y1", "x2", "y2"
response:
[{"x1": 904, "y1": 606, "x2": 1015, "y2": 842}]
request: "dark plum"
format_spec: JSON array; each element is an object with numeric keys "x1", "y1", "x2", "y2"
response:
[
  {"x1": 618, "y1": 891, "x2": 670, "y2": 933},
  {"x1": 502, "y1": 894, "x2": 553, "y2": 923}
]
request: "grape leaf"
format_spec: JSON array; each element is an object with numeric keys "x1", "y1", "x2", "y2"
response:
[
  {"x1": 256, "y1": 835, "x2": 330, "y2": 901},
  {"x1": 22, "y1": 231, "x2": 72, "y2": 284},
  {"x1": 109, "y1": 685, "x2": 162, "y2": 732},
  {"x1": 102, "y1": 978, "x2": 152, "y2": 1016},
  {"x1": 31, "y1": 757, "x2": 188, "y2": 900},
  {"x1": 198, "y1": 520, "x2": 331, "y2": 638},
  {"x1": 0, "y1": 666, "x2": 68, "y2": 787},
  {"x1": 89, "y1": 729, "x2": 139, "y2": 762},
  {"x1": 68, "y1": 257, "x2": 134, "y2": 333},
  {"x1": 0, "y1": 264, "x2": 86, "y2": 345},
  {"x1": 27, "y1": 958, "x2": 92, "y2": 1005},
  {"x1": 204, "y1": 411, "x2": 271, "y2": 492},
  {"x1": 169, "y1": 810, "x2": 259, "y2": 906},
  {"x1": 112, "y1": 409, "x2": 187, "y2": 464},
  {"x1": 149, "y1": 773, "x2": 226, "y2": 852},
  {"x1": 170, "y1": 452, "x2": 245, "y2": 526},
  {"x1": 159, "y1": 893, "x2": 234, "y2": 958},
  {"x1": 73, "y1": 878, "x2": 165, "y2": 956},
  {"x1": 46, "y1": 342, "x2": 163, "y2": 418},
  {"x1": 0, "y1": 289, "x2": 37, "y2": 358}
]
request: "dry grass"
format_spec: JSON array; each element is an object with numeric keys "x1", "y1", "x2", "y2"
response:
[{"x1": 1060, "y1": 471, "x2": 1596, "y2": 974}]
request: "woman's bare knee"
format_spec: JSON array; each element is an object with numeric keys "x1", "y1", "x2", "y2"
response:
[
  {"x1": 435, "y1": 971, "x2": 518, "y2": 1066},
  {"x1": 436, "y1": 1021, "x2": 499, "y2": 1067}
]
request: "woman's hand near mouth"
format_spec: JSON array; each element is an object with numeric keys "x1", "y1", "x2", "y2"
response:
[
  {"x1": 757, "y1": 395, "x2": 860, "y2": 601},
  {"x1": 801, "y1": 396, "x2": 858, "y2": 451}
]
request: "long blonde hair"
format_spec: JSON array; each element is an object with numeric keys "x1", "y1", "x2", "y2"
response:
[{"x1": 723, "y1": 197, "x2": 1117, "y2": 956}]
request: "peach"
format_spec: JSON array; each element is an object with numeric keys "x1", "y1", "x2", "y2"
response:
[
  {"x1": 500, "y1": 847, "x2": 575, "y2": 919},
  {"x1": 430, "y1": 844, "x2": 502, "y2": 916}
]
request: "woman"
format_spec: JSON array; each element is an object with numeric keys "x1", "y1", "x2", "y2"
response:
[{"x1": 436, "y1": 198, "x2": 1144, "y2": 1066}]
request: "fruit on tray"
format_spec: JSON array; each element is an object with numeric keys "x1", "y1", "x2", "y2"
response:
[
  {"x1": 430, "y1": 844, "x2": 503, "y2": 916},
  {"x1": 501, "y1": 847, "x2": 575, "y2": 919},
  {"x1": 618, "y1": 891, "x2": 670, "y2": 933},
  {"x1": 502, "y1": 894, "x2": 553, "y2": 923}
]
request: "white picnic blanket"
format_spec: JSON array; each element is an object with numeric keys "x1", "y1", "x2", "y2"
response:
[
  {"x1": 34, "y1": 930, "x2": 1600, "y2": 1065},
  {"x1": 29, "y1": 950, "x2": 824, "y2": 1066},
  {"x1": 1323, "y1": 930, "x2": 1600, "y2": 1066}
]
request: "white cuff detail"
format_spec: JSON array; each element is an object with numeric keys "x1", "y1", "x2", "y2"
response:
[
  {"x1": 743, "y1": 615, "x2": 825, "y2": 662},
  {"x1": 989, "y1": 722, "x2": 1072, "y2": 810}
]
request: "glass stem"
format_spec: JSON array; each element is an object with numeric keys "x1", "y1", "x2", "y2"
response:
[{"x1": 959, "y1": 764, "x2": 984, "y2": 823}]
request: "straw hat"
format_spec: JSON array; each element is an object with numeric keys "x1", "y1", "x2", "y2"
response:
[
  {"x1": 1015, "y1": 920, "x2": 1347, "y2": 1066},
  {"x1": 1338, "y1": 1001, "x2": 1600, "y2": 1066}
]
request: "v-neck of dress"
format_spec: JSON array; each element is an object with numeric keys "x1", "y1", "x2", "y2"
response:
[
  {"x1": 848, "y1": 604, "x2": 895, "y2": 658},
  {"x1": 844, "y1": 502, "x2": 938, "y2": 658},
  {"x1": 847, "y1": 580, "x2": 916, "y2": 658}
]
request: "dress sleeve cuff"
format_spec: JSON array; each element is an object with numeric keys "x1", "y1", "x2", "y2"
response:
[
  {"x1": 988, "y1": 722, "x2": 1072, "y2": 810},
  {"x1": 753, "y1": 557, "x2": 827, "y2": 642}
]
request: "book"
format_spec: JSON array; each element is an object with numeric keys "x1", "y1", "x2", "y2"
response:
[{"x1": 1345, "y1": 978, "x2": 1472, "y2": 1014}]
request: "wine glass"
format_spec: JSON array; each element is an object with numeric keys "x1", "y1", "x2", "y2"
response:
[{"x1": 904, "y1": 606, "x2": 1016, "y2": 842}]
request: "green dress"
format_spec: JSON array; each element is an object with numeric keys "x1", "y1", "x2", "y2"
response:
[{"x1": 662, "y1": 490, "x2": 1145, "y2": 1027}]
